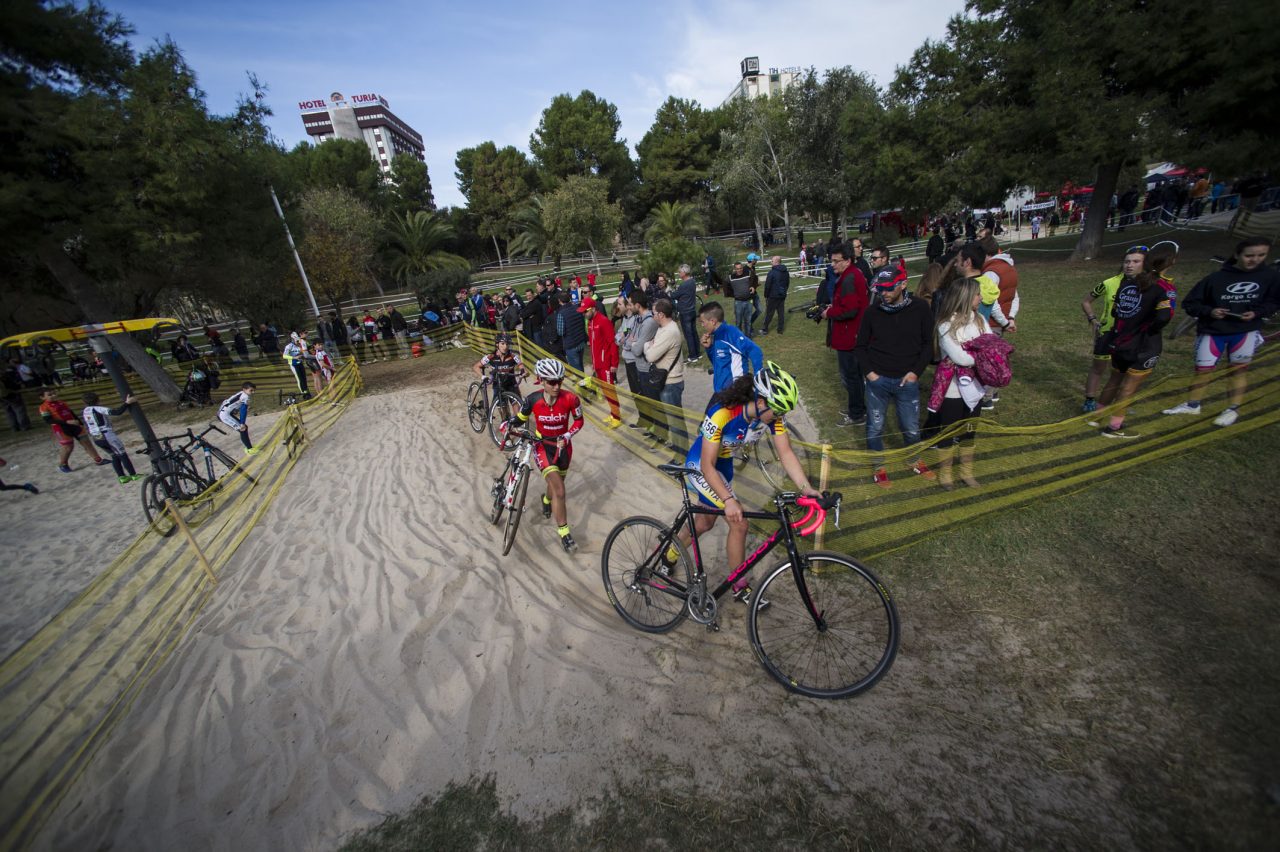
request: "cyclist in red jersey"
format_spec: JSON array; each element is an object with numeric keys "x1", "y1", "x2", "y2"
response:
[{"x1": 511, "y1": 358, "x2": 585, "y2": 553}]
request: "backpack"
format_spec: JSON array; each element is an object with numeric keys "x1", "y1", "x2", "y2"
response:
[{"x1": 966, "y1": 333, "x2": 1014, "y2": 388}]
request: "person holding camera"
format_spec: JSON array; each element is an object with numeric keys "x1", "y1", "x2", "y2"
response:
[{"x1": 823, "y1": 242, "x2": 869, "y2": 426}]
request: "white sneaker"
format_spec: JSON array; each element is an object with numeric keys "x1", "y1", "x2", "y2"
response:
[
  {"x1": 1213, "y1": 408, "x2": 1239, "y2": 427},
  {"x1": 1162, "y1": 402, "x2": 1202, "y2": 415}
]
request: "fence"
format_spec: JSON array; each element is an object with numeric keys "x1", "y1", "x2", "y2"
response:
[
  {"x1": 461, "y1": 325, "x2": 1280, "y2": 559},
  {"x1": 0, "y1": 360, "x2": 368, "y2": 849}
]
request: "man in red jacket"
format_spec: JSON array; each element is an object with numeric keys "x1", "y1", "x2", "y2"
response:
[
  {"x1": 582, "y1": 297, "x2": 621, "y2": 427},
  {"x1": 823, "y1": 242, "x2": 869, "y2": 426}
]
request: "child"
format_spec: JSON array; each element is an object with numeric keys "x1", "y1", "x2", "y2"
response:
[
  {"x1": 82, "y1": 391, "x2": 144, "y2": 483},
  {"x1": 0, "y1": 457, "x2": 38, "y2": 495},
  {"x1": 313, "y1": 341, "x2": 335, "y2": 386},
  {"x1": 218, "y1": 382, "x2": 258, "y2": 454},
  {"x1": 38, "y1": 388, "x2": 108, "y2": 473}
]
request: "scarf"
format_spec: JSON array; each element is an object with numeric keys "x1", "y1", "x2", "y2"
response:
[{"x1": 878, "y1": 292, "x2": 912, "y2": 314}]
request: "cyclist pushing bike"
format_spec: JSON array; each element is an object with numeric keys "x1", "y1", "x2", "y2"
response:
[
  {"x1": 473, "y1": 333, "x2": 527, "y2": 396},
  {"x1": 506, "y1": 358, "x2": 585, "y2": 553},
  {"x1": 678, "y1": 361, "x2": 821, "y2": 605}
]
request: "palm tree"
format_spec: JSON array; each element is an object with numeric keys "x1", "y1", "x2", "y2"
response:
[
  {"x1": 385, "y1": 211, "x2": 469, "y2": 284},
  {"x1": 645, "y1": 200, "x2": 706, "y2": 243},
  {"x1": 508, "y1": 194, "x2": 549, "y2": 263}
]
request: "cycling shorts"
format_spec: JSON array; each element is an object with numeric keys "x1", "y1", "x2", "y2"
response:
[
  {"x1": 1092, "y1": 333, "x2": 1112, "y2": 361},
  {"x1": 1111, "y1": 351, "x2": 1160, "y2": 376},
  {"x1": 534, "y1": 440, "x2": 572, "y2": 477},
  {"x1": 684, "y1": 456, "x2": 736, "y2": 509},
  {"x1": 1195, "y1": 331, "x2": 1261, "y2": 370}
]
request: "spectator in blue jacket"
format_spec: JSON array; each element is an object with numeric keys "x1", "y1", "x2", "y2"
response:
[
  {"x1": 759, "y1": 255, "x2": 791, "y2": 335},
  {"x1": 698, "y1": 301, "x2": 764, "y2": 392},
  {"x1": 555, "y1": 291, "x2": 588, "y2": 372}
]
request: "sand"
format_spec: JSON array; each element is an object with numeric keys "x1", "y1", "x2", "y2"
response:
[{"x1": 38, "y1": 360, "x2": 875, "y2": 850}]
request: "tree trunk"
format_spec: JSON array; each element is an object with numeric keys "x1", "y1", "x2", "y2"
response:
[
  {"x1": 586, "y1": 238, "x2": 600, "y2": 274},
  {"x1": 782, "y1": 199, "x2": 792, "y2": 250},
  {"x1": 754, "y1": 217, "x2": 765, "y2": 257},
  {"x1": 367, "y1": 271, "x2": 385, "y2": 296},
  {"x1": 491, "y1": 234, "x2": 504, "y2": 267},
  {"x1": 37, "y1": 240, "x2": 182, "y2": 402},
  {"x1": 1071, "y1": 162, "x2": 1122, "y2": 261}
]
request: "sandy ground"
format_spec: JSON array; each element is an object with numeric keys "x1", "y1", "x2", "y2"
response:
[
  {"x1": 37, "y1": 358, "x2": 858, "y2": 851},
  {"x1": 0, "y1": 405, "x2": 286, "y2": 660}
]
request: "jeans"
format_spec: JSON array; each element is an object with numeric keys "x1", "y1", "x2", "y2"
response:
[
  {"x1": 760, "y1": 297, "x2": 786, "y2": 333},
  {"x1": 565, "y1": 344, "x2": 585, "y2": 373},
  {"x1": 659, "y1": 380, "x2": 687, "y2": 446},
  {"x1": 679, "y1": 313, "x2": 700, "y2": 359},
  {"x1": 835, "y1": 349, "x2": 866, "y2": 420},
  {"x1": 864, "y1": 375, "x2": 921, "y2": 454},
  {"x1": 733, "y1": 300, "x2": 753, "y2": 335}
]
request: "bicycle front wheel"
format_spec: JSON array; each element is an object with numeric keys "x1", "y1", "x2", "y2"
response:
[
  {"x1": 466, "y1": 382, "x2": 486, "y2": 433},
  {"x1": 502, "y1": 464, "x2": 530, "y2": 555},
  {"x1": 748, "y1": 552, "x2": 899, "y2": 699},
  {"x1": 755, "y1": 424, "x2": 816, "y2": 493},
  {"x1": 489, "y1": 391, "x2": 521, "y2": 449},
  {"x1": 141, "y1": 471, "x2": 209, "y2": 537},
  {"x1": 600, "y1": 516, "x2": 692, "y2": 633}
]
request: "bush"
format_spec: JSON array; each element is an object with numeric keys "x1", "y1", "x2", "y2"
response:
[
  {"x1": 634, "y1": 238, "x2": 701, "y2": 282},
  {"x1": 410, "y1": 267, "x2": 472, "y2": 308}
]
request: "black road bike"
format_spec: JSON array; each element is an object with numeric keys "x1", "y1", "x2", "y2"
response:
[
  {"x1": 601, "y1": 464, "x2": 899, "y2": 699},
  {"x1": 466, "y1": 373, "x2": 523, "y2": 448},
  {"x1": 488, "y1": 426, "x2": 538, "y2": 555},
  {"x1": 139, "y1": 424, "x2": 255, "y2": 536}
]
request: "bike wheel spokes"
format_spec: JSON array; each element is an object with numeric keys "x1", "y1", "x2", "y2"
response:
[
  {"x1": 600, "y1": 516, "x2": 691, "y2": 634},
  {"x1": 489, "y1": 392, "x2": 521, "y2": 449},
  {"x1": 748, "y1": 553, "x2": 900, "y2": 699},
  {"x1": 466, "y1": 382, "x2": 486, "y2": 432},
  {"x1": 502, "y1": 465, "x2": 530, "y2": 555}
]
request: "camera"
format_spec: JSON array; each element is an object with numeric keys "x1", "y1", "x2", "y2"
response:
[{"x1": 806, "y1": 304, "x2": 825, "y2": 323}]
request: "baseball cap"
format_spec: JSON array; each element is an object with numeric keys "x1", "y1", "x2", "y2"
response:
[{"x1": 577, "y1": 298, "x2": 597, "y2": 313}]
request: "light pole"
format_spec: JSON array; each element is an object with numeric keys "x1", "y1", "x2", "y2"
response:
[{"x1": 269, "y1": 184, "x2": 321, "y2": 318}]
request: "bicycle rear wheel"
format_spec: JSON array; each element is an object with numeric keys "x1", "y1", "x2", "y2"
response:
[
  {"x1": 600, "y1": 516, "x2": 692, "y2": 633},
  {"x1": 747, "y1": 552, "x2": 899, "y2": 699},
  {"x1": 141, "y1": 471, "x2": 209, "y2": 537},
  {"x1": 466, "y1": 382, "x2": 486, "y2": 433},
  {"x1": 502, "y1": 464, "x2": 530, "y2": 555},
  {"x1": 489, "y1": 391, "x2": 522, "y2": 449},
  {"x1": 489, "y1": 461, "x2": 510, "y2": 525}
]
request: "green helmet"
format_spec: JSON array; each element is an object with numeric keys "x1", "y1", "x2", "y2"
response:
[{"x1": 754, "y1": 361, "x2": 799, "y2": 414}]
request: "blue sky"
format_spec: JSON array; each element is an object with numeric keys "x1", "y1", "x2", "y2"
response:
[{"x1": 105, "y1": 0, "x2": 963, "y2": 208}]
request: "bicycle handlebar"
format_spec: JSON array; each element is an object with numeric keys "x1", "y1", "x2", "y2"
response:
[{"x1": 789, "y1": 491, "x2": 843, "y2": 536}]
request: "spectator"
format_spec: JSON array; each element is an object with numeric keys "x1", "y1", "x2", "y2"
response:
[
  {"x1": 616, "y1": 296, "x2": 639, "y2": 408},
  {"x1": 1048, "y1": 210, "x2": 1060, "y2": 237},
  {"x1": 2, "y1": 361, "x2": 31, "y2": 432},
  {"x1": 673, "y1": 263, "x2": 701, "y2": 363},
  {"x1": 926, "y1": 229, "x2": 944, "y2": 265},
  {"x1": 388, "y1": 303, "x2": 408, "y2": 357},
  {"x1": 1029, "y1": 214, "x2": 1042, "y2": 239},
  {"x1": 644, "y1": 298, "x2": 686, "y2": 448},
  {"x1": 1117, "y1": 185, "x2": 1140, "y2": 230},
  {"x1": 924, "y1": 278, "x2": 989, "y2": 489},
  {"x1": 520, "y1": 287, "x2": 545, "y2": 347},
  {"x1": 375, "y1": 308, "x2": 394, "y2": 354},
  {"x1": 256, "y1": 323, "x2": 278, "y2": 356},
  {"x1": 347, "y1": 317, "x2": 369, "y2": 363},
  {"x1": 500, "y1": 296, "x2": 521, "y2": 333},
  {"x1": 823, "y1": 241, "x2": 870, "y2": 427},
  {"x1": 582, "y1": 297, "x2": 621, "y2": 427},
  {"x1": 727, "y1": 261, "x2": 755, "y2": 333},
  {"x1": 759, "y1": 255, "x2": 790, "y2": 336},
  {"x1": 1188, "y1": 176, "x2": 1210, "y2": 218},
  {"x1": 170, "y1": 334, "x2": 200, "y2": 364},
  {"x1": 203, "y1": 324, "x2": 222, "y2": 349},
  {"x1": 698, "y1": 301, "x2": 763, "y2": 393},
  {"x1": 625, "y1": 291, "x2": 662, "y2": 437},
  {"x1": 328, "y1": 312, "x2": 348, "y2": 352},
  {"x1": 850, "y1": 238, "x2": 873, "y2": 287},
  {"x1": 619, "y1": 271, "x2": 633, "y2": 300},
  {"x1": 854, "y1": 262, "x2": 936, "y2": 486},
  {"x1": 38, "y1": 387, "x2": 107, "y2": 472},
  {"x1": 702, "y1": 251, "x2": 715, "y2": 291},
  {"x1": 1093, "y1": 252, "x2": 1174, "y2": 438},
  {"x1": 799, "y1": 243, "x2": 808, "y2": 276},
  {"x1": 555, "y1": 290, "x2": 587, "y2": 371}
]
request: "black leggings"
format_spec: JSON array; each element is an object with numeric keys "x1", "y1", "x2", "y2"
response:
[{"x1": 94, "y1": 434, "x2": 136, "y2": 477}]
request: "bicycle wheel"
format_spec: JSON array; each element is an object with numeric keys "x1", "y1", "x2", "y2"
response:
[
  {"x1": 502, "y1": 464, "x2": 530, "y2": 555},
  {"x1": 600, "y1": 516, "x2": 692, "y2": 633},
  {"x1": 466, "y1": 382, "x2": 487, "y2": 433},
  {"x1": 488, "y1": 391, "x2": 522, "y2": 449},
  {"x1": 748, "y1": 552, "x2": 899, "y2": 699},
  {"x1": 489, "y1": 461, "x2": 510, "y2": 525},
  {"x1": 207, "y1": 444, "x2": 257, "y2": 484},
  {"x1": 141, "y1": 471, "x2": 209, "y2": 537},
  {"x1": 755, "y1": 424, "x2": 815, "y2": 492}
]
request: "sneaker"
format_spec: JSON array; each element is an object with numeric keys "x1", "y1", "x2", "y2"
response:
[
  {"x1": 603, "y1": 417, "x2": 622, "y2": 429},
  {"x1": 758, "y1": 329, "x2": 769, "y2": 336},
  {"x1": 22, "y1": 483, "x2": 38, "y2": 494},
  {"x1": 560, "y1": 532, "x2": 578, "y2": 554},
  {"x1": 577, "y1": 378, "x2": 591, "y2": 388},
  {"x1": 541, "y1": 495, "x2": 552, "y2": 518},
  {"x1": 980, "y1": 398, "x2": 997, "y2": 411},
  {"x1": 57, "y1": 465, "x2": 72, "y2": 473},
  {"x1": 911, "y1": 461, "x2": 936, "y2": 480},
  {"x1": 838, "y1": 413, "x2": 866, "y2": 427},
  {"x1": 1082, "y1": 398, "x2": 1098, "y2": 413},
  {"x1": 872, "y1": 467, "x2": 891, "y2": 488},
  {"x1": 1214, "y1": 408, "x2": 1239, "y2": 427},
  {"x1": 130, "y1": 474, "x2": 147, "y2": 481},
  {"x1": 1162, "y1": 402, "x2": 1201, "y2": 415},
  {"x1": 118, "y1": 475, "x2": 131, "y2": 484},
  {"x1": 94, "y1": 458, "x2": 112, "y2": 466},
  {"x1": 733, "y1": 585, "x2": 770, "y2": 612},
  {"x1": 245, "y1": 447, "x2": 260, "y2": 455},
  {"x1": 685, "y1": 357, "x2": 699, "y2": 364},
  {"x1": 1100, "y1": 426, "x2": 1138, "y2": 439}
]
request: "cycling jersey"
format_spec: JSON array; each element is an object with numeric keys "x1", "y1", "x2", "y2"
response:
[
  {"x1": 1089, "y1": 275, "x2": 1124, "y2": 334},
  {"x1": 1101, "y1": 279, "x2": 1172, "y2": 371},
  {"x1": 218, "y1": 391, "x2": 251, "y2": 427},
  {"x1": 481, "y1": 352, "x2": 523, "y2": 391},
  {"x1": 82, "y1": 404, "x2": 124, "y2": 438},
  {"x1": 516, "y1": 389, "x2": 583, "y2": 440},
  {"x1": 685, "y1": 400, "x2": 786, "y2": 463}
]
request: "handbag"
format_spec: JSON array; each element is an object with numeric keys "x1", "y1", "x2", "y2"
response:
[{"x1": 642, "y1": 330, "x2": 680, "y2": 392}]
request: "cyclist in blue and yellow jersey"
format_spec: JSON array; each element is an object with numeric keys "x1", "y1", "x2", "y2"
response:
[
  {"x1": 473, "y1": 334, "x2": 527, "y2": 397},
  {"x1": 509, "y1": 358, "x2": 585, "y2": 553},
  {"x1": 675, "y1": 362, "x2": 821, "y2": 606}
]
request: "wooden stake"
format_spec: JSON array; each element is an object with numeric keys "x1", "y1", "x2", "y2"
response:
[
  {"x1": 167, "y1": 498, "x2": 217, "y2": 585},
  {"x1": 816, "y1": 443, "x2": 833, "y2": 549},
  {"x1": 291, "y1": 404, "x2": 311, "y2": 444}
]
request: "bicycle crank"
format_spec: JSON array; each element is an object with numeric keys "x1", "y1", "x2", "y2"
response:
[{"x1": 686, "y1": 582, "x2": 718, "y2": 626}]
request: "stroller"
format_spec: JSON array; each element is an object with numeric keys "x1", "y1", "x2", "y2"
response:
[{"x1": 176, "y1": 366, "x2": 213, "y2": 410}]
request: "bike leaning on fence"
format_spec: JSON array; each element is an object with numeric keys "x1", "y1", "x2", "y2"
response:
[
  {"x1": 601, "y1": 465, "x2": 899, "y2": 699},
  {"x1": 139, "y1": 424, "x2": 255, "y2": 536},
  {"x1": 488, "y1": 425, "x2": 538, "y2": 555}
]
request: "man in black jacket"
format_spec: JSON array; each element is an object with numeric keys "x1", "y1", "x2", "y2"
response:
[
  {"x1": 520, "y1": 287, "x2": 545, "y2": 346},
  {"x1": 673, "y1": 263, "x2": 701, "y2": 362},
  {"x1": 758, "y1": 255, "x2": 791, "y2": 336},
  {"x1": 853, "y1": 271, "x2": 935, "y2": 487}
]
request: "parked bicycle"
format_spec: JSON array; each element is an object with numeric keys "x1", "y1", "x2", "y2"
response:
[
  {"x1": 488, "y1": 426, "x2": 538, "y2": 555},
  {"x1": 466, "y1": 374, "x2": 522, "y2": 448},
  {"x1": 139, "y1": 424, "x2": 255, "y2": 536},
  {"x1": 601, "y1": 465, "x2": 899, "y2": 699}
]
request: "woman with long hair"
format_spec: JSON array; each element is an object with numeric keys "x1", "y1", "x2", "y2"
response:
[
  {"x1": 1093, "y1": 253, "x2": 1174, "y2": 437},
  {"x1": 925, "y1": 277, "x2": 989, "y2": 489}
]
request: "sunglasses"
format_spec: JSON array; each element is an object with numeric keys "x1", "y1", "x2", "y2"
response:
[{"x1": 544, "y1": 378, "x2": 563, "y2": 386}]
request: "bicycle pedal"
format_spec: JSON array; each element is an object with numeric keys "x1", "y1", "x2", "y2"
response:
[{"x1": 706, "y1": 620, "x2": 721, "y2": 633}]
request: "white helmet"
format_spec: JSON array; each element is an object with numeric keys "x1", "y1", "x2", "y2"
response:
[{"x1": 534, "y1": 358, "x2": 566, "y2": 381}]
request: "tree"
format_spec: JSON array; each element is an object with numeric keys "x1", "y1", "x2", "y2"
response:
[
  {"x1": 289, "y1": 137, "x2": 383, "y2": 205},
  {"x1": 529, "y1": 90, "x2": 635, "y2": 202},
  {"x1": 388, "y1": 153, "x2": 434, "y2": 214},
  {"x1": 296, "y1": 186, "x2": 381, "y2": 311},
  {"x1": 636, "y1": 238, "x2": 701, "y2": 282},
  {"x1": 454, "y1": 141, "x2": 537, "y2": 265},
  {"x1": 541, "y1": 176, "x2": 623, "y2": 272},
  {"x1": 635, "y1": 97, "x2": 722, "y2": 208},
  {"x1": 384, "y1": 211, "x2": 469, "y2": 285},
  {"x1": 508, "y1": 195, "x2": 550, "y2": 263},
  {"x1": 713, "y1": 96, "x2": 791, "y2": 252},
  {"x1": 644, "y1": 200, "x2": 705, "y2": 244}
]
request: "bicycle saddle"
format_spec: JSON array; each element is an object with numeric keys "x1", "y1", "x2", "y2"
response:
[{"x1": 656, "y1": 462, "x2": 694, "y2": 478}]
